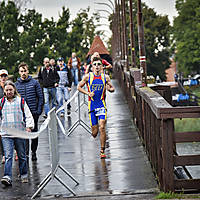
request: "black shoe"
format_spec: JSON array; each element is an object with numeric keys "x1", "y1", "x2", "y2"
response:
[
  {"x1": 32, "y1": 153, "x2": 37, "y2": 161},
  {"x1": 43, "y1": 114, "x2": 47, "y2": 119},
  {"x1": 67, "y1": 109, "x2": 71, "y2": 115},
  {"x1": 67, "y1": 103, "x2": 71, "y2": 109},
  {"x1": 1, "y1": 176, "x2": 12, "y2": 186},
  {"x1": 60, "y1": 113, "x2": 64, "y2": 117}
]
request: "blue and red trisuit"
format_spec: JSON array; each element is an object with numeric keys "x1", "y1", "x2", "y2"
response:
[{"x1": 87, "y1": 72, "x2": 107, "y2": 126}]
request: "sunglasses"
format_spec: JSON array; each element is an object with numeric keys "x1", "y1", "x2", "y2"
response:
[
  {"x1": 0, "y1": 74, "x2": 7, "y2": 77},
  {"x1": 93, "y1": 62, "x2": 102, "y2": 66},
  {"x1": 20, "y1": 70, "x2": 27, "y2": 73}
]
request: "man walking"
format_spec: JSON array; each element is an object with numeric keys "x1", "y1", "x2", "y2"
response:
[
  {"x1": 38, "y1": 57, "x2": 59, "y2": 118},
  {"x1": 68, "y1": 52, "x2": 81, "y2": 86},
  {"x1": 16, "y1": 62, "x2": 44, "y2": 161},
  {"x1": 57, "y1": 57, "x2": 72, "y2": 117},
  {"x1": 78, "y1": 57, "x2": 115, "y2": 159},
  {"x1": 1, "y1": 81, "x2": 34, "y2": 186}
]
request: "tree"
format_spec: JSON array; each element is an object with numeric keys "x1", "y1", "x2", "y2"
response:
[
  {"x1": 54, "y1": 6, "x2": 71, "y2": 60},
  {"x1": 68, "y1": 7, "x2": 100, "y2": 61},
  {"x1": 173, "y1": 0, "x2": 200, "y2": 75},
  {"x1": 109, "y1": 0, "x2": 171, "y2": 80},
  {"x1": 19, "y1": 9, "x2": 47, "y2": 72},
  {"x1": 134, "y1": 1, "x2": 171, "y2": 80},
  {"x1": 0, "y1": 1, "x2": 100, "y2": 75},
  {"x1": 0, "y1": 1, "x2": 21, "y2": 75},
  {"x1": 142, "y1": 6, "x2": 171, "y2": 80}
]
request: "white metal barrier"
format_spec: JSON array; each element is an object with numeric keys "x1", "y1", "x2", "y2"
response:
[
  {"x1": 56, "y1": 91, "x2": 91, "y2": 136},
  {"x1": 31, "y1": 107, "x2": 79, "y2": 199},
  {"x1": 0, "y1": 90, "x2": 92, "y2": 198}
]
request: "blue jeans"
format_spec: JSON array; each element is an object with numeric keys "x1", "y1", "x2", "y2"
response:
[
  {"x1": 56, "y1": 86, "x2": 70, "y2": 114},
  {"x1": 71, "y1": 68, "x2": 79, "y2": 86},
  {"x1": 2, "y1": 137, "x2": 27, "y2": 180},
  {"x1": 43, "y1": 87, "x2": 57, "y2": 115}
]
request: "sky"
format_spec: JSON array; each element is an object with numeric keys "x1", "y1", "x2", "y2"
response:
[
  {"x1": 27, "y1": 0, "x2": 178, "y2": 23},
  {"x1": 27, "y1": 0, "x2": 178, "y2": 40}
]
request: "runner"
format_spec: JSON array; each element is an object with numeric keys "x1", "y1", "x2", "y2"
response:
[{"x1": 78, "y1": 57, "x2": 115, "y2": 159}]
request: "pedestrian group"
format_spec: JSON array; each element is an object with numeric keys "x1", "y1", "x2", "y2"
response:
[{"x1": 0, "y1": 51, "x2": 114, "y2": 187}]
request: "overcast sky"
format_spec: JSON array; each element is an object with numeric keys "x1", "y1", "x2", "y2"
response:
[{"x1": 27, "y1": 0, "x2": 177, "y2": 23}]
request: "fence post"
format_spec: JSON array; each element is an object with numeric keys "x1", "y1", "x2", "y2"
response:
[{"x1": 161, "y1": 118, "x2": 174, "y2": 192}]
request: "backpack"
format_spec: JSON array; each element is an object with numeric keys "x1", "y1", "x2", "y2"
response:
[{"x1": 0, "y1": 96, "x2": 25, "y2": 121}]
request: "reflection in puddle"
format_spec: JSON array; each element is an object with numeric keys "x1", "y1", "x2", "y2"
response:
[{"x1": 94, "y1": 159, "x2": 109, "y2": 191}]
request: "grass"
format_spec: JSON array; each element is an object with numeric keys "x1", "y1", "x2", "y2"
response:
[
  {"x1": 184, "y1": 85, "x2": 200, "y2": 105},
  {"x1": 155, "y1": 192, "x2": 200, "y2": 199},
  {"x1": 191, "y1": 86, "x2": 200, "y2": 98},
  {"x1": 174, "y1": 86, "x2": 200, "y2": 132},
  {"x1": 155, "y1": 192, "x2": 181, "y2": 199},
  {"x1": 174, "y1": 118, "x2": 200, "y2": 132}
]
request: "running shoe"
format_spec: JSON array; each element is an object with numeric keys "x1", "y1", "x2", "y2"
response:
[
  {"x1": 100, "y1": 151, "x2": 106, "y2": 159},
  {"x1": 43, "y1": 114, "x2": 47, "y2": 119}
]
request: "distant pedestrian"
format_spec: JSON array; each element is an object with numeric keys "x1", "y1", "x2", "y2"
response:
[
  {"x1": 85, "y1": 52, "x2": 112, "y2": 74},
  {"x1": 81, "y1": 62, "x2": 88, "y2": 78},
  {"x1": 38, "y1": 57, "x2": 60, "y2": 118},
  {"x1": 16, "y1": 62, "x2": 44, "y2": 161},
  {"x1": 0, "y1": 69, "x2": 8, "y2": 98},
  {"x1": 68, "y1": 52, "x2": 81, "y2": 86},
  {"x1": 50, "y1": 58, "x2": 56, "y2": 68},
  {"x1": 78, "y1": 57, "x2": 115, "y2": 159},
  {"x1": 0, "y1": 81, "x2": 34, "y2": 186},
  {"x1": 0, "y1": 69, "x2": 9, "y2": 164},
  {"x1": 57, "y1": 57, "x2": 72, "y2": 117}
]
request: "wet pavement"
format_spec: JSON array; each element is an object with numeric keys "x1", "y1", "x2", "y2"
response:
[{"x1": 0, "y1": 80, "x2": 158, "y2": 199}]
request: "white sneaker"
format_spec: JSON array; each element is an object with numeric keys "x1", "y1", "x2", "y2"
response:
[
  {"x1": 60, "y1": 113, "x2": 64, "y2": 117},
  {"x1": 1, "y1": 176, "x2": 12, "y2": 186}
]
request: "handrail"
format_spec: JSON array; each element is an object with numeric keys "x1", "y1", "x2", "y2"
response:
[
  {"x1": 113, "y1": 60, "x2": 200, "y2": 193},
  {"x1": 136, "y1": 86, "x2": 200, "y2": 119}
]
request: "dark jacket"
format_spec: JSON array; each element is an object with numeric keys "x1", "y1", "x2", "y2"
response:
[
  {"x1": 38, "y1": 66, "x2": 60, "y2": 88},
  {"x1": 0, "y1": 86, "x2": 3, "y2": 98},
  {"x1": 57, "y1": 64, "x2": 72, "y2": 87},
  {"x1": 15, "y1": 76, "x2": 44, "y2": 115}
]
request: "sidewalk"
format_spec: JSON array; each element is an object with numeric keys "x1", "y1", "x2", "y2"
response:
[{"x1": 0, "y1": 80, "x2": 158, "y2": 199}]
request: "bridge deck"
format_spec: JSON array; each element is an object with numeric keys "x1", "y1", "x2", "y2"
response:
[{"x1": 0, "y1": 80, "x2": 158, "y2": 199}]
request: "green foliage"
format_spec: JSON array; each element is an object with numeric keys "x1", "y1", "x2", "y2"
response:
[
  {"x1": 173, "y1": 0, "x2": 200, "y2": 75},
  {"x1": 0, "y1": 1, "x2": 99, "y2": 76},
  {"x1": 0, "y1": 1, "x2": 20, "y2": 76},
  {"x1": 68, "y1": 7, "x2": 100, "y2": 61},
  {"x1": 155, "y1": 191, "x2": 181, "y2": 199},
  {"x1": 124, "y1": 1, "x2": 171, "y2": 80},
  {"x1": 192, "y1": 86, "x2": 200, "y2": 98},
  {"x1": 156, "y1": 191, "x2": 200, "y2": 199}
]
